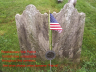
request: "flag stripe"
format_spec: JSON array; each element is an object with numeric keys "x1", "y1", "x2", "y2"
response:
[
  {"x1": 50, "y1": 29, "x2": 62, "y2": 30},
  {"x1": 50, "y1": 23, "x2": 59, "y2": 24},
  {"x1": 50, "y1": 28, "x2": 62, "y2": 29},
  {"x1": 50, "y1": 25, "x2": 60, "y2": 27},
  {"x1": 50, "y1": 24, "x2": 59, "y2": 25},
  {"x1": 50, "y1": 27, "x2": 62, "y2": 28},
  {"x1": 50, "y1": 25, "x2": 61, "y2": 26}
]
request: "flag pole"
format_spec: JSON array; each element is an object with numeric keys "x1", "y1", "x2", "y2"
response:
[
  {"x1": 49, "y1": 10, "x2": 52, "y2": 50},
  {"x1": 49, "y1": 10, "x2": 52, "y2": 72}
]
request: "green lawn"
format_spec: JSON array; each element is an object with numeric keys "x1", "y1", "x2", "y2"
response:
[{"x1": 0, "y1": 0, "x2": 96, "y2": 72}]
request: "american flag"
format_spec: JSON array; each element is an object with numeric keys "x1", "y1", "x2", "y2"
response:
[{"x1": 50, "y1": 13, "x2": 62, "y2": 33}]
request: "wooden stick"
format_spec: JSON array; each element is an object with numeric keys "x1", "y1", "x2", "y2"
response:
[{"x1": 49, "y1": 10, "x2": 52, "y2": 50}]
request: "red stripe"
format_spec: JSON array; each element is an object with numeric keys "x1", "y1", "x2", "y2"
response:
[
  {"x1": 50, "y1": 25, "x2": 61, "y2": 26},
  {"x1": 50, "y1": 24, "x2": 59, "y2": 25}
]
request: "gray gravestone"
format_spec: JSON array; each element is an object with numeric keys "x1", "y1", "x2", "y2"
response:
[{"x1": 15, "y1": 3, "x2": 85, "y2": 63}]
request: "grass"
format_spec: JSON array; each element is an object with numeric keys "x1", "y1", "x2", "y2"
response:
[{"x1": 0, "y1": 0, "x2": 96, "y2": 72}]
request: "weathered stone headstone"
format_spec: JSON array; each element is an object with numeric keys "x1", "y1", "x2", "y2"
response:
[
  {"x1": 68, "y1": 0, "x2": 77, "y2": 7},
  {"x1": 15, "y1": 3, "x2": 85, "y2": 63}
]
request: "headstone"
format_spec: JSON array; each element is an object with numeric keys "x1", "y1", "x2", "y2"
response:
[
  {"x1": 68, "y1": 0, "x2": 77, "y2": 7},
  {"x1": 15, "y1": 3, "x2": 85, "y2": 63}
]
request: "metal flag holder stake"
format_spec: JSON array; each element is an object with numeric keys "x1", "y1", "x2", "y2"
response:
[
  {"x1": 45, "y1": 10, "x2": 56, "y2": 72},
  {"x1": 45, "y1": 50, "x2": 56, "y2": 72},
  {"x1": 45, "y1": 50, "x2": 56, "y2": 60}
]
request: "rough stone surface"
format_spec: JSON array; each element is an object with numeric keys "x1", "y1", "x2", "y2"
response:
[{"x1": 15, "y1": 3, "x2": 85, "y2": 62}]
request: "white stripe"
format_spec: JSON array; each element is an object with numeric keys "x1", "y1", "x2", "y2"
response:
[
  {"x1": 50, "y1": 23, "x2": 59, "y2": 24},
  {"x1": 50, "y1": 28, "x2": 62, "y2": 29}
]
